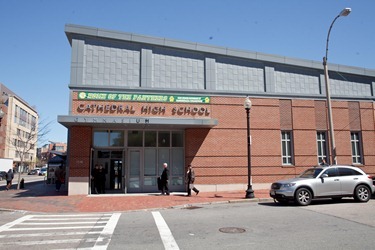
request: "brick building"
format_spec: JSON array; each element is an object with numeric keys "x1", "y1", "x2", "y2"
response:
[
  {"x1": 58, "y1": 24, "x2": 375, "y2": 196},
  {"x1": 0, "y1": 83, "x2": 39, "y2": 171}
]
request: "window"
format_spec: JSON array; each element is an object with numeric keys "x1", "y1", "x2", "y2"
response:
[
  {"x1": 351, "y1": 132, "x2": 362, "y2": 164},
  {"x1": 316, "y1": 132, "x2": 328, "y2": 164},
  {"x1": 158, "y1": 131, "x2": 170, "y2": 147},
  {"x1": 172, "y1": 131, "x2": 184, "y2": 147},
  {"x1": 110, "y1": 130, "x2": 124, "y2": 147},
  {"x1": 145, "y1": 131, "x2": 157, "y2": 147},
  {"x1": 93, "y1": 131, "x2": 109, "y2": 147},
  {"x1": 281, "y1": 131, "x2": 293, "y2": 165},
  {"x1": 128, "y1": 130, "x2": 143, "y2": 147},
  {"x1": 322, "y1": 168, "x2": 338, "y2": 177},
  {"x1": 338, "y1": 167, "x2": 362, "y2": 176}
]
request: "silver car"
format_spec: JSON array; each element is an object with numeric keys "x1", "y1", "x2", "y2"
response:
[{"x1": 270, "y1": 165, "x2": 375, "y2": 206}]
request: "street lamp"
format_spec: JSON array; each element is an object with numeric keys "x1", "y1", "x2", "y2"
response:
[
  {"x1": 244, "y1": 96, "x2": 254, "y2": 198},
  {"x1": 323, "y1": 7, "x2": 351, "y2": 165}
]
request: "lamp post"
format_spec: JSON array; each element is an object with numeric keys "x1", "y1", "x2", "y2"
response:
[
  {"x1": 244, "y1": 96, "x2": 254, "y2": 198},
  {"x1": 323, "y1": 7, "x2": 351, "y2": 165}
]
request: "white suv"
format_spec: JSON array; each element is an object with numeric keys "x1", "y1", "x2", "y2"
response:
[{"x1": 270, "y1": 165, "x2": 375, "y2": 206}]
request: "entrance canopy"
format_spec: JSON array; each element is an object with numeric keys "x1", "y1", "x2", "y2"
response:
[{"x1": 58, "y1": 115, "x2": 218, "y2": 129}]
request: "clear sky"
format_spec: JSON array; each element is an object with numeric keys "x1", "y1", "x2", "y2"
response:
[{"x1": 1, "y1": 0, "x2": 374, "y2": 145}]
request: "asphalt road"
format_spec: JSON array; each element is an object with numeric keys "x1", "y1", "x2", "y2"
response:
[{"x1": 0, "y1": 198, "x2": 374, "y2": 249}]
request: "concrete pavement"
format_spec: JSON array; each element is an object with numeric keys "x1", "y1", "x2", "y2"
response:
[{"x1": 0, "y1": 176, "x2": 272, "y2": 213}]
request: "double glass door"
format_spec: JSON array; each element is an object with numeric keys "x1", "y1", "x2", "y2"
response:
[
  {"x1": 93, "y1": 150, "x2": 124, "y2": 194},
  {"x1": 126, "y1": 148, "x2": 170, "y2": 193}
]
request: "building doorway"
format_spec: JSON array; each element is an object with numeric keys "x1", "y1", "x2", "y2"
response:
[{"x1": 92, "y1": 150, "x2": 125, "y2": 194}]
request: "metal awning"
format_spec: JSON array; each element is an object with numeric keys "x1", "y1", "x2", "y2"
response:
[{"x1": 58, "y1": 115, "x2": 218, "y2": 129}]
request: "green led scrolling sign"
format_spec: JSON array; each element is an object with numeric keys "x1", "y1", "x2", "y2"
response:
[{"x1": 77, "y1": 92, "x2": 210, "y2": 104}]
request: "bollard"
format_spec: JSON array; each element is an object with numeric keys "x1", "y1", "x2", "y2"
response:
[{"x1": 20, "y1": 178, "x2": 25, "y2": 189}]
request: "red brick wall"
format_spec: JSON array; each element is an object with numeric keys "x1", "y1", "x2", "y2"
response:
[
  {"x1": 68, "y1": 126, "x2": 92, "y2": 177},
  {"x1": 67, "y1": 92, "x2": 375, "y2": 185}
]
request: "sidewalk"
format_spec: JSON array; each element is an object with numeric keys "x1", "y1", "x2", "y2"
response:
[{"x1": 0, "y1": 180, "x2": 272, "y2": 213}]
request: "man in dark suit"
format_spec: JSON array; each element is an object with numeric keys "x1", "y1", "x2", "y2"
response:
[{"x1": 160, "y1": 163, "x2": 170, "y2": 195}]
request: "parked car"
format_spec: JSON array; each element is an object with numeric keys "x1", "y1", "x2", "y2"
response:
[
  {"x1": 0, "y1": 171, "x2": 7, "y2": 181},
  {"x1": 270, "y1": 165, "x2": 375, "y2": 206},
  {"x1": 28, "y1": 169, "x2": 38, "y2": 175},
  {"x1": 39, "y1": 167, "x2": 48, "y2": 176}
]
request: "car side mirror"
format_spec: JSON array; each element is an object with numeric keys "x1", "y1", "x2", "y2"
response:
[{"x1": 321, "y1": 174, "x2": 328, "y2": 178}]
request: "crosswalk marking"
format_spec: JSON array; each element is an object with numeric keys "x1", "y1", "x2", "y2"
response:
[
  {"x1": 0, "y1": 231, "x2": 101, "y2": 238},
  {"x1": 0, "y1": 213, "x2": 120, "y2": 249},
  {"x1": 152, "y1": 211, "x2": 180, "y2": 250},
  {"x1": 94, "y1": 212, "x2": 121, "y2": 249}
]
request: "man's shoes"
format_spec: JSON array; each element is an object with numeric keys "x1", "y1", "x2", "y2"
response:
[{"x1": 196, "y1": 190, "x2": 199, "y2": 195}]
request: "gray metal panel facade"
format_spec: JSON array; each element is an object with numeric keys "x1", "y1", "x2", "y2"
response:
[{"x1": 65, "y1": 24, "x2": 375, "y2": 101}]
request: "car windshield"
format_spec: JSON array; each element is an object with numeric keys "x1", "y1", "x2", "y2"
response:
[{"x1": 299, "y1": 168, "x2": 324, "y2": 178}]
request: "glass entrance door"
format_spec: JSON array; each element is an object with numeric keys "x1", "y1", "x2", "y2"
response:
[
  {"x1": 127, "y1": 149, "x2": 141, "y2": 192},
  {"x1": 110, "y1": 159, "x2": 122, "y2": 190},
  {"x1": 92, "y1": 150, "x2": 125, "y2": 194}
]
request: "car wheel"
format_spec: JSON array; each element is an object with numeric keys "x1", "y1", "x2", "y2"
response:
[
  {"x1": 294, "y1": 188, "x2": 312, "y2": 206},
  {"x1": 354, "y1": 185, "x2": 371, "y2": 202}
]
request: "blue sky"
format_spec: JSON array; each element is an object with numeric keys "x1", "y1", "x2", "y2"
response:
[{"x1": 1, "y1": 0, "x2": 374, "y2": 144}]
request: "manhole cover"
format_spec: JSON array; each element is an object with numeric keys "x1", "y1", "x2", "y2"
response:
[{"x1": 219, "y1": 227, "x2": 246, "y2": 233}]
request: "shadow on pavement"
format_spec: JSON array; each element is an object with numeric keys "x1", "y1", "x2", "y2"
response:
[{"x1": 1, "y1": 180, "x2": 67, "y2": 198}]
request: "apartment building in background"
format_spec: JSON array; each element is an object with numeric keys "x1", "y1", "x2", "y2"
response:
[{"x1": 0, "y1": 83, "x2": 39, "y2": 171}]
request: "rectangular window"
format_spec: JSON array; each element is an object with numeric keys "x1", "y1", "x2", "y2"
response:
[
  {"x1": 144, "y1": 148, "x2": 157, "y2": 176},
  {"x1": 172, "y1": 131, "x2": 184, "y2": 147},
  {"x1": 93, "y1": 130, "x2": 109, "y2": 147},
  {"x1": 281, "y1": 131, "x2": 293, "y2": 165},
  {"x1": 351, "y1": 132, "x2": 362, "y2": 164},
  {"x1": 316, "y1": 132, "x2": 328, "y2": 164},
  {"x1": 128, "y1": 130, "x2": 143, "y2": 147},
  {"x1": 158, "y1": 131, "x2": 170, "y2": 147},
  {"x1": 110, "y1": 130, "x2": 124, "y2": 147},
  {"x1": 145, "y1": 131, "x2": 157, "y2": 147}
]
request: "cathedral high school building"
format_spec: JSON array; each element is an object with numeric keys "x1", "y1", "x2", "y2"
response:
[{"x1": 58, "y1": 24, "x2": 375, "y2": 195}]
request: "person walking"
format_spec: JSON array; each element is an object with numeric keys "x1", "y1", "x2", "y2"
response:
[
  {"x1": 92, "y1": 164, "x2": 100, "y2": 194},
  {"x1": 186, "y1": 164, "x2": 199, "y2": 196},
  {"x1": 54, "y1": 166, "x2": 65, "y2": 192},
  {"x1": 160, "y1": 163, "x2": 170, "y2": 195},
  {"x1": 98, "y1": 164, "x2": 106, "y2": 194},
  {"x1": 5, "y1": 169, "x2": 14, "y2": 190}
]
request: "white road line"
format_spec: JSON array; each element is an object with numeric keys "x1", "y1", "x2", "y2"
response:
[
  {"x1": 2, "y1": 238, "x2": 99, "y2": 246},
  {"x1": 92, "y1": 213, "x2": 121, "y2": 250},
  {"x1": 19, "y1": 221, "x2": 107, "y2": 225},
  {"x1": 30, "y1": 214, "x2": 113, "y2": 217},
  {"x1": 0, "y1": 213, "x2": 118, "y2": 249},
  {"x1": 5, "y1": 225, "x2": 105, "y2": 231},
  {"x1": 0, "y1": 215, "x2": 33, "y2": 232},
  {"x1": 28, "y1": 217, "x2": 110, "y2": 221},
  {"x1": 0, "y1": 231, "x2": 101, "y2": 238},
  {"x1": 152, "y1": 211, "x2": 180, "y2": 250}
]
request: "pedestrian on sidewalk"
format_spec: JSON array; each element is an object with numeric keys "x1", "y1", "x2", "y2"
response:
[
  {"x1": 54, "y1": 165, "x2": 65, "y2": 192},
  {"x1": 160, "y1": 163, "x2": 170, "y2": 195},
  {"x1": 98, "y1": 164, "x2": 106, "y2": 194},
  {"x1": 92, "y1": 164, "x2": 100, "y2": 194},
  {"x1": 5, "y1": 169, "x2": 14, "y2": 190},
  {"x1": 186, "y1": 164, "x2": 199, "y2": 196}
]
